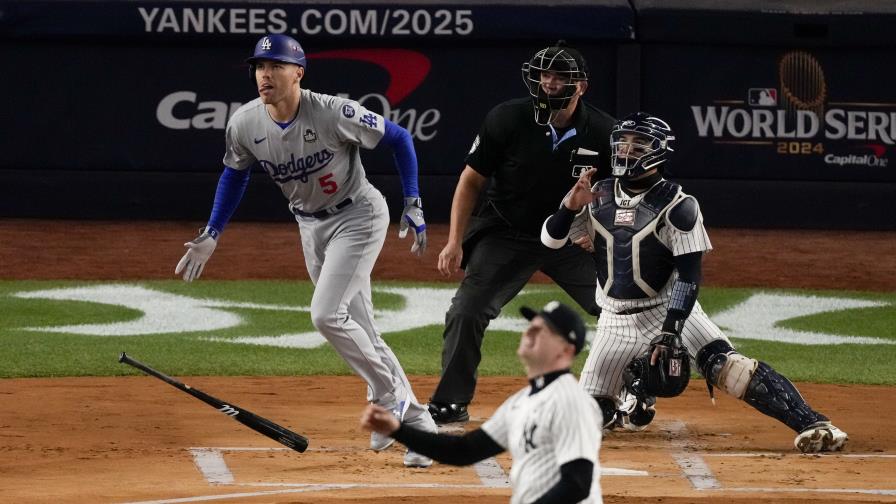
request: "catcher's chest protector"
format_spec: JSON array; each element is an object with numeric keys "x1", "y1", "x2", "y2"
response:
[{"x1": 590, "y1": 180, "x2": 680, "y2": 299}]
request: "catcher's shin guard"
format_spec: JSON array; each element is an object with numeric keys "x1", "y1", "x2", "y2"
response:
[
  {"x1": 697, "y1": 340, "x2": 827, "y2": 432},
  {"x1": 743, "y1": 362, "x2": 828, "y2": 432}
]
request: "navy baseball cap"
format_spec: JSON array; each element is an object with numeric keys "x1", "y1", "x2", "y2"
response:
[{"x1": 520, "y1": 301, "x2": 587, "y2": 354}]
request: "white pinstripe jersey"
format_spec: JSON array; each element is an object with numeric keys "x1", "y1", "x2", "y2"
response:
[
  {"x1": 223, "y1": 89, "x2": 385, "y2": 214},
  {"x1": 572, "y1": 178, "x2": 712, "y2": 314},
  {"x1": 481, "y1": 373, "x2": 603, "y2": 504}
]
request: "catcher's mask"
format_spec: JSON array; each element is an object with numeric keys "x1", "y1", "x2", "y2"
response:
[
  {"x1": 521, "y1": 41, "x2": 589, "y2": 125},
  {"x1": 610, "y1": 112, "x2": 675, "y2": 180},
  {"x1": 623, "y1": 347, "x2": 690, "y2": 399}
]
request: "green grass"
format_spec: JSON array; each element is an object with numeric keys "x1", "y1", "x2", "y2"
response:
[{"x1": 1, "y1": 280, "x2": 894, "y2": 384}]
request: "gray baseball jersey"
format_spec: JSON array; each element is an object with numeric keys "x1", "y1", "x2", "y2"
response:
[
  {"x1": 481, "y1": 373, "x2": 603, "y2": 504},
  {"x1": 222, "y1": 88, "x2": 433, "y2": 428},
  {"x1": 224, "y1": 88, "x2": 384, "y2": 214}
]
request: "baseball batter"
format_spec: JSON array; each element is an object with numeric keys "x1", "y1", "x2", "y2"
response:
[
  {"x1": 541, "y1": 112, "x2": 848, "y2": 453},
  {"x1": 361, "y1": 301, "x2": 603, "y2": 504},
  {"x1": 174, "y1": 34, "x2": 436, "y2": 467}
]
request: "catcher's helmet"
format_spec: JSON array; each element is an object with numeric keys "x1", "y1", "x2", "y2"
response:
[
  {"x1": 521, "y1": 41, "x2": 589, "y2": 125},
  {"x1": 247, "y1": 34, "x2": 306, "y2": 68},
  {"x1": 610, "y1": 112, "x2": 675, "y2": 180}
]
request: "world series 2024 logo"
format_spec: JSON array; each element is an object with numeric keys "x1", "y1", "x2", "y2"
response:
[{"x1": 690, "y1": 50, "x2": 893, "y2": 167}]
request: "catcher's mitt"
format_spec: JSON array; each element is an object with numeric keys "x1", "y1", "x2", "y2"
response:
[{"x1": 623, "y1": 333, "x2": 690, "y2": 398}]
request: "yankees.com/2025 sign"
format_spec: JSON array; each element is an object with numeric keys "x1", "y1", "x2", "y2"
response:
[
  {"x1": 155, "y1": 50, "x2": 441, "y2": 142},
  {"x1": 138, "y1": 6, "x2": 474, "y2": 37}
]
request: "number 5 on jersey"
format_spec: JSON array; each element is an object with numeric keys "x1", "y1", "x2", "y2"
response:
[{"x1": 319, "y1": 173, "x2": 338, "y2": 194}]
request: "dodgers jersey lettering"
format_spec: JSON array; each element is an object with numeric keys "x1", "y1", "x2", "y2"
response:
[
  {"x1": 481, "y1": 373, "x2": 603, "y2": 504},
  {"x1": 224, "y1": 88, "x2": 386, "y2": 214}
]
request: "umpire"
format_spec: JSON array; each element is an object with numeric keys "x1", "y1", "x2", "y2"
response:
[{"x1": 429, "y1": 41, "x2": 616, "y2": 423}]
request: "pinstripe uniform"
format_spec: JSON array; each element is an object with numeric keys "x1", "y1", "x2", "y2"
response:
[
  {"x1": 481, "y1": 373, "x2": 603, "y2": 504},
  {"x1": 570, "y1": 178, "x2": 728, "y2": 399}
]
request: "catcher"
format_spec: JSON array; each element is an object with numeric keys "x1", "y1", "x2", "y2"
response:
[{"x1": 540, "y1": 112, "x2": 848, "y2": 453}]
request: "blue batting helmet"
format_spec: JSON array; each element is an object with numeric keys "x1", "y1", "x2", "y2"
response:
[{"x1": 247, "y1": 34, "x2": 306, "y2": 68}]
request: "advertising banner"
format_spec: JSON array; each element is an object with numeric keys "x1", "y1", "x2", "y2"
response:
[
  {"x1": 642, "y1": 46, "x2": 896, "y2": 183},
  {"x1": 1, "y1": 1, "x2": 634, "y2": 42},
  {"x1": 0, "y1": 42, "x2": 617, "y2": 178}
]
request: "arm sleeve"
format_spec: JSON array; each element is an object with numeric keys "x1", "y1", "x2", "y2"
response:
[
  {"x1": 530, "y1": 459, "x2": 594, "y2": 504},
  {"x1": 206, "y1": 166, "x2": 251, "y2": 235},
  {"x1": 392, "y1": 426, "x2": 504, "y2": 466},
  {"x1": 660, "y1": 252, "x2": 702, "y2": 334},
  {"x1": 380, "y1": 119, "x2": 419, "y2": 198},
  {"x1": 541, "y1": 204, "x2": 578, "y2": 249}
]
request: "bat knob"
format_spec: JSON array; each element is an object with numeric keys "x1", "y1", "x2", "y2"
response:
[{"x1": 118, "y1": 352, "x2": 127, "y2": 363}]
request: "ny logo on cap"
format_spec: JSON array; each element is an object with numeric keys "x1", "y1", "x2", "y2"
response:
[{"x1": 261, "y1": 37, "x2": 272, "y2": 50}]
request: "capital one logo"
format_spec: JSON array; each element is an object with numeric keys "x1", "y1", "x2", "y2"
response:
[{"x1": 156, "y1": 49, "x2": 441, "y2": 140}]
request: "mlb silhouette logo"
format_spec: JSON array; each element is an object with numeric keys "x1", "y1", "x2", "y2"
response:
[{"x1": 748, "y1": 88, "x2": 777, "y2": 106}]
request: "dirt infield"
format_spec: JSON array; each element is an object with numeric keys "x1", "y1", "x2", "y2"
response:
[
  {"x1": 1, "y1": 220, "x2": 895, "y2": 503},
  {"x1": 2, "y1": 219, "x2": 895, "y2": 291}
]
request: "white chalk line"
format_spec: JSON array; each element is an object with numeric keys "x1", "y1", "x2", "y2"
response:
[
  {"x1": 133, "y1": 443, "x2": 893, "y2": 504},
  {"x1": 667, "y1": 419, "x2": 721, "y2": 490},
  {"x1": 665, "y1": 425, "x2": 896, "y2": 496},
  {"x1": 120, "y1": 484, "x2": 495, "y2": 504},
  {"x1": 701, "y1": 452, "x2": 896, "y2": 458},
  {"x1": 707, "y1": 487, "x2": 896, "y2": 496},
  {"x1": 697, "y1": 451, "x2": 896, "y2": 495}
]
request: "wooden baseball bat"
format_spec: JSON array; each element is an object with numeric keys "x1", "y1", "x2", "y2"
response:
[{"x1": 119, "y1": 352, "x2": 308, "y2": 453}]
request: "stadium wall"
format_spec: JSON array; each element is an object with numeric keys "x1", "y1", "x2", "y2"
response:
[{"x1": 1, "y1": 0, "x2": 893, "y2": 229}]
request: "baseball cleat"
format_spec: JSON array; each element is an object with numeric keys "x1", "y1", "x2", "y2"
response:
[
  {"x1": 370, "y1": 431, "x2": 395, "y2": 452},
  {"x1": 403, "y1": 450, "x2": 433, "y2": 468},
  {"x1": 617, "y1": 405, "x2": 655, "y2": 432},
  {"x1": 428, "y1": 402, "x2": 469, "y2": 424},
  {"x1": 615, "y1": 395, "x2": 656, "y2": 432},
  {"x1": 371, "y1": 395, "x2": 411, "y2": 451},
  {"x1": 794, "y1": 421, "x2": 848, "y2": 453}
]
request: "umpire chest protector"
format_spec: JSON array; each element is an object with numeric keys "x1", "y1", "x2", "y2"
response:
[{"x1": 589, "y1": 179, "x2": 681, "y2": 299}]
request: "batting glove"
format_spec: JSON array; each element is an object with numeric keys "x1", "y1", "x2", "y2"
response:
[
  {"x1": 174, "y1": 227, "x2": 218, "y2": 282},
  {"x1": 398, "y1": 196, "x2": 427, "y2": 257}
]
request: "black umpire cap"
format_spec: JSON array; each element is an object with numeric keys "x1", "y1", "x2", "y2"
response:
[{"x1": 520, "y1": 301, "x2": 587, "y2": 354}]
